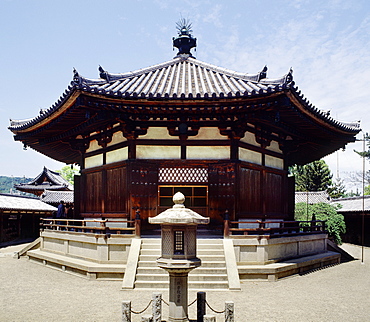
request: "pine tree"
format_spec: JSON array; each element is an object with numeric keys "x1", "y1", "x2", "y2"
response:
[{"x1": 291, "y1": 160, "x2": 333, "y2": 192}]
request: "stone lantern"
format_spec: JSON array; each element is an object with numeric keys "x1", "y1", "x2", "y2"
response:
[{"x1": 149, "y1": 191, "x2": 209, "y2": 322}]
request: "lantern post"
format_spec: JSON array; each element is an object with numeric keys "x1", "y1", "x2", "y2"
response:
[{"x1": 149, "y1": 192, "x2": 209, "y2": 322}]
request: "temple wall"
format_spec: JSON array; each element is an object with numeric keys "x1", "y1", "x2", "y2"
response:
[
  {"x1": 106, "y1": 147, "x2": 128, "y2": 164},
  {"x1": 85, "y1": 154, "x2": 103, "y2": 168},
  {"x1": 239, "y1": 147, "x2": 262, "y2": 164},
  {"x1": 187, "y1": 146, "x2": 230, "y2": 159},
  {"x1": 136, "y1": 145, "x2": 181, "y2": 159}
]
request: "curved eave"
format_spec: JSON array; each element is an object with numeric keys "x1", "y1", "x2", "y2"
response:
[{"x1": 287, "y1": 87, "x2": 360, "y2": 135}]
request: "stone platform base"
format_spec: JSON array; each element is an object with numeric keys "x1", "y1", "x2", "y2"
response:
[
  {"x1": 238, "y1": 251, "x2": 340, "y2": 282},
  {"x1": 26, "y1": 248, "x2": 125, "y2": 280},
  {"x1": 20, "y1": 231, "x2": 342, "y2": 287}
]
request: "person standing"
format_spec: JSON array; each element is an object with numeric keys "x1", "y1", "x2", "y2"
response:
[{"x1": 56, "y1": 200, "x2": 65, "y2": 229}]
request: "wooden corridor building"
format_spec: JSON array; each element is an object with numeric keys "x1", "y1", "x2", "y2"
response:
[{"x1": 8, "y1": 22, "x2": 360, "y2": 231}]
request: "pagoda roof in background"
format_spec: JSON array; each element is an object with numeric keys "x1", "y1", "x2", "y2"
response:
[{"x1": 14, "y1": 167, "x2": 73, "y2": 196}]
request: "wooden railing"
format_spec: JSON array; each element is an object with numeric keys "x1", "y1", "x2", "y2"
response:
[
  {"x1": 224, "y1": 219, "x2": 326, "y2": 238},
  {"x1": 40, "y1": 218, "x2": 139, "y2": 237}
]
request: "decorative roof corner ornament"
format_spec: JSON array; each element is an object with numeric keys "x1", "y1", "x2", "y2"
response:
[
  {"x1": 258, "y1": 65, "x2": 268, "y2": 81},
  {"x1": 285, "y1": 67, "x2": 294, "y2": 83},
  {"x1": 72, "y1": 68, "x2": 81, "y2": 85},
  {"x1": 99, "y1": 65, "x2": 109, "y2": 81},
  {"x1": 173, "y1": 18, "x2": 197, "y2": 58}
]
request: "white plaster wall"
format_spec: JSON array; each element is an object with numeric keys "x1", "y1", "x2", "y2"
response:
[
  {"x1": 240, "y1": 132, "x2": 259, "y2": 146},
  {"x1": 187, "y1": 146, "x2": 230, "y2": 159},
  {"x1": 106, "y1": 147, "x2": 128, "y2": 164},
  {"x1": 138, "y1": 127, "x2": 177, "y2": 140},
  {"x1": 136, "y1": 145, "x2": 181, "y2": 159},
  {"x1": 239, "y1": 147, "x2": 262, "y2": 164},
  {"x1": 189, "y1": 127, "x2": 228, "y2": 140},
  {"x1": 86, "y1": 139, "x2": 100, "y2": 153},
  {"x1": 107, "y1": 131, "x2": 127, "y2": 147},
  {"x1": 85, "y1": 154, "x2": 103, "y2": 168},
  {"x1": 265, "y1": 155, "x2": 284, "y2": 170},
  {"x1": 266, "y1": 140, "x2": 282, "y2": 153}
]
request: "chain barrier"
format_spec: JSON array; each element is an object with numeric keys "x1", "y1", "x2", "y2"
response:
[
  {"x1": 188, "y1": 298, "x2": 197, "y2": 307},
  {"x1": 161, "y1": 298, "x2": 169, "y2": 306},
  {"x1": 206, "y1": 300, "x2": 225, "y2": 314},
  {"x1": 130, "y1": 300, "x2": 152, "y2": 314}
]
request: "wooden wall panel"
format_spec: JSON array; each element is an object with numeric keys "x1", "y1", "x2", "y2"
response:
[
  {"x1": 128, "y1": 162, "x2": 158, "y2": 227},
  {"x1": 264, "y1": 172, "x2": 283, "y2": 215},
  {"x1": 208, "y1": 163, "x2": 236, "y2": 223},
  {"x1": 238, "y1": 167, "x2": 262, "y2": 217},
  {"x1": 106, "y1": 166, "x2": 127, "y2": 213},
  {"x1": 84, "y1": 171, "x2": 103, "y2": 212}
]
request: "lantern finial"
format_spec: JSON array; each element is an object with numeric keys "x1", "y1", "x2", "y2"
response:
[{"x1": 173, "y1": 191, "x2": 185, "y2": 205}]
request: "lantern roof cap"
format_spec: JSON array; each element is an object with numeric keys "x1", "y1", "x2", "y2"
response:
[{"x1": 149, "y1": 192, "x2": 210, "y2": 224}]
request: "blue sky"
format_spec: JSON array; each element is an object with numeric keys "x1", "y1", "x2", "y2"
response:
[{"x1": 1, "y1": 0, "x2": 370, "y2": 191}]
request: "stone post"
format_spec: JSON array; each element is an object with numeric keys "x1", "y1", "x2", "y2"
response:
[
  {"x1": 225, "y1": 301, "x2": 234, "y2": 322},
  {"x1": 197, "y1": 291, "x2": 206, "y2": 322},
  {"x1": 122, "y1": 300, "x2": 131, "y2": 322},
  {"x1": 141, "y1": 315, "x2": 153, "y2": 322},
  {"x1": 168, "y1": 271, "x2": 190, "y2": 322},
  {"x1": 203, "y1": 315, "x2": 216, "y2": 322},
  {"x1": 223, "y1": 210, "x2": 230, "y2": 238},
  {"x1": 135, "y1": 210, "x2": 141, "y2": 237},
  {"x1": 152, "y1": 292, "x2": 162, "y2": 322}
]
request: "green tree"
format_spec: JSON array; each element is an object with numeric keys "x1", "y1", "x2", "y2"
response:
[
  {"x1": 291, "y1": 160, "x2": 333, "y2": 192},
  {"x1": 56, "y1": 165, "x2": 80, "y2": 185},
  {"x1": 295, "y1": 202, "x2": 346, "y2": 244},
  {"x1": 328, "y1": 178, "x2": 346, "y2": 199}
]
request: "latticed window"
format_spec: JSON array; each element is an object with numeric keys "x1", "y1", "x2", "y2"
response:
[
  {"x1": 159, "y1": 186, "x2": 207, "y2": 208},
  {"x1": 174, "y1": 230, "x2": 184, "y2": 255},
  {"x1": 159, "y1": 167, "x2": 208, "y2": 183}
]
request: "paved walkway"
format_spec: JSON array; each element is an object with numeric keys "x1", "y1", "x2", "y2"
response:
[{"x1": 1, "y1": 243, "x2": 369, "y2": 321}]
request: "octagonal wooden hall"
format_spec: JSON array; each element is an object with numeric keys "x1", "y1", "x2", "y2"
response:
[{"x1": 9, "y1": 22, "x2": 360, "y2": 232}]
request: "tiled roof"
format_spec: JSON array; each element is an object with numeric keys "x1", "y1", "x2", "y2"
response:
[
  {"x1": 331, "y1": 196, "x2": 370, "y2": 213},
  {"x1": 40, "y1": 190, "x2": 74, "y2": 204},
  {"x1": 14, "y1": 167, "x2": 73, "y2": 192},
  {"x1": 295, "y1": 191, "x2": 331, "y2": 204},
  {"x1": 0, "y1": 194, "x2": 57, "y2": 212},
  {"x1": 8, "y1": 55, "x2": 360, "y2": 135}
]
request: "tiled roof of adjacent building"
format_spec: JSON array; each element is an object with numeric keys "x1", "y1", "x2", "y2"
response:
[
  {"x1": 14, "y1": 167, "x2": 73, "y2": 194},
  {"x1": 40, "y1": 190, "x2": 74, "y2": 205},
  {"x1": 0, "y1": 194, "x2": 57, "y2": 212},
  {"x1": 331, "y1": 195, "x2": 370, "y2": 212},
  {"x1": 295, "y1": 191, "x2": 331, "y2": 204}
]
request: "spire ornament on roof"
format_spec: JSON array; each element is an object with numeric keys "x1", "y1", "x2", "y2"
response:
[{"x1": 173, "y1": 18, "x2": 197, "y2": 58}]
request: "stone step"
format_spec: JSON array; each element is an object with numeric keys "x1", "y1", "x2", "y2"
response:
[
  {"x1": 138, "y1": 260, "x2": 226, "y2": 268},
  {"x1": 135, "y1": 273, "x2": 228, "y2": 282},
  {"x1": 134, "y1": 280, "x2": 229, "y2": 290},
  {"x1": 139, "y1": 249, "x2": 224, "y2": 256},
  {"x1": 136, "y1": 267, "x2": 227, "y2": 275}
]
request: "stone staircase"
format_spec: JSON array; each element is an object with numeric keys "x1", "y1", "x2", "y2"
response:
[{"x1": 134, "y1": 238, "x2": 229, "y2": 290}]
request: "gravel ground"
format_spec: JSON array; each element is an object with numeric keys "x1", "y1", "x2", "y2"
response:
[{"x1": 0, "y1": 243, "x2": 369, "y2": 322}]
